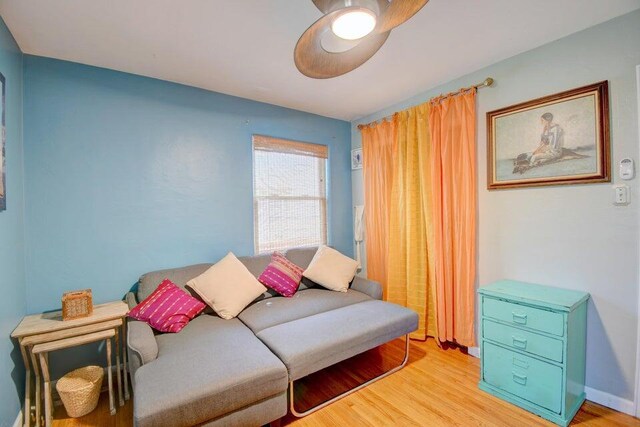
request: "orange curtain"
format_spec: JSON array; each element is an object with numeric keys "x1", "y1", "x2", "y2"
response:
[
  {"x1": 360, "y1": 89, "x2": 477, "y2": 347},
  {"x1": 361, "y1": 118, "x2": 397, "y2": 297},
  {"x1": 429, "y1": 90, "x2": 477, "y2": 347}
]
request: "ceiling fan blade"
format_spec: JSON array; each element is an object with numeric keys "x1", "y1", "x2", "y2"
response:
[
  {"x1": 312, "y1": 0, "x2": 388, "y2": 15},
  {"x1": 377, "y1": 0, "x2": 429, "y2": 33},
  {"x1": 295, "y1": 11, "x2": 390, "y2": 79},
  {"x1": 311, "y1": 0, "x2": 339, "y2": 13}
]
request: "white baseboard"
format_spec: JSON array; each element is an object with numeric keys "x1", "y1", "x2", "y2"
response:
[
  {"x1": 12, "y1": 410, "x2": 23, "y2": 427},
  {"x1": 584, "y1": 386, "x2": 635, "y2": 416},
  {"x1": 468, "y1": 346, "x2": 480, "y2": 358}
]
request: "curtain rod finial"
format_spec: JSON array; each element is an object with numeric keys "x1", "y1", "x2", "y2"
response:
[{"x1": 483, "y1": 77, "x2": 494, "y2": 87}]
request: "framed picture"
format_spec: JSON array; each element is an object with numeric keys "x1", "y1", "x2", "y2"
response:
[
  {"x1": 487, "y1": 81, "x2": 610, "y2": 189},
  {"x1": 0, "y1": 72, "x2": 5, "y2": 211},
  {"x1": 351, "y1": 148, "x2": 363, "y2": 170}
]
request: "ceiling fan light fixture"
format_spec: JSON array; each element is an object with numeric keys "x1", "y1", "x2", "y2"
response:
[
  {"x1": 331, "y1": 8, "x2": 377, "y2": 40},
  {"x1": 296, "y1": 0, "x2": 429, "y2": 78}
]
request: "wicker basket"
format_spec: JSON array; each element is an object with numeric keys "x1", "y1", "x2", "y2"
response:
[
  {"x1": 62, "y1": 289, "x2": 93, "y2": 320},
  {"x1": 56, "y1": 365, "x2": 103, "y2": 418}
]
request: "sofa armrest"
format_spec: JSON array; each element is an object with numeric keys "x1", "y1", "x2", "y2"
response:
[
  {"x1": 125, "y1": 291, "x2": 138, "y2": 310},
  {"x1": 127, "y1": 319, "x2": 158, "y2": 389},
  {"x1": 128, "y1": 320, "x2": 158, "y2": 365},
  {"x1": 350, "y1": 276, "x2": 383, "y2": 300}
]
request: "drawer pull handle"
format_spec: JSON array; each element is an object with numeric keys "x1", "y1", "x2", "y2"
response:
[
  {"x1": 512, "y1": 371, "x2": 528, "y2": 385},
  {"x1": 512, "y1": 357, "x2": 529, "y2": 369},
  {"x1": 512, "y1": 311, "x2": 528, "y2": 324},
  {"x1": 512, "y1": 335, "x2": 527, "y2": 349}
]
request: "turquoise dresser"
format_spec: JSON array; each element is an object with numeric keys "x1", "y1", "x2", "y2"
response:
[{"x1": 478, "y1": 280, "x2": 589, "y2": 426}]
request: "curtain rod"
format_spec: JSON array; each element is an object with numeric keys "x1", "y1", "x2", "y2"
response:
[{"x1": 357, "y1": 77, "x2": 494, "y2": 130}]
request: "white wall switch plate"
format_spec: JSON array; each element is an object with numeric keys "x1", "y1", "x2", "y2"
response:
[{"x1": 613, "y1": 185, "x2": 630, "y2": 205}]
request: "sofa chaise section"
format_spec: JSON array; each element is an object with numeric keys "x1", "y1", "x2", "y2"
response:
[{"x1": 132, "y1": 315, "x2": 288, "y2": 427}]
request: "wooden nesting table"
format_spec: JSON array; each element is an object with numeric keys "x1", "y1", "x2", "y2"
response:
[{"x1": 11, "y1": 301, "x2": 129, "y2": 427}]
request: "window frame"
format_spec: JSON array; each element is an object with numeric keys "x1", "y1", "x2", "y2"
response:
[{"x1": 252, "y1": 135, "x2": 329, "y2": 254}]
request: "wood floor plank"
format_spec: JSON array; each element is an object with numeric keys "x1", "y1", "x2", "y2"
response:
[
  {"x1": 51, "y1": 392, "x2": 132, "y2": 427},
  {"x1": 51, "y1": 339, "x2": 639, "y2": 427}
]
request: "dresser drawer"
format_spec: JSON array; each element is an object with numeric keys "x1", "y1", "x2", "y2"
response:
[
  {"x1": 483, "y1": 341, "x2": 562, "y2": 414},
  {"x1": 483, "y1": 297, "x2": 564, "y2": 336},
  {"x1": 482, "y1": 319, "x2": 563, "y2": 362}
]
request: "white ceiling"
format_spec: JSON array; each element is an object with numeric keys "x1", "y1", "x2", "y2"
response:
[{"x1": 2, "y1": 0, "x2": 639, "y2": 121}]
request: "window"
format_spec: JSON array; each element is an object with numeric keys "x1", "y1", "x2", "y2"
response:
[{"x1": 253, "y1": 135, "x2": 328, "y2": 254}]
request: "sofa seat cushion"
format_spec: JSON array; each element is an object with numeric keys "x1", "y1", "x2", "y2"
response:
[
  {"x1": 238, "y1": 288, "x2": 372, "y2": 334},
  {"x1": 255, "y1": 300, "x2": 419, "y2": 381},
  {"x1": 133, "y1": 315, "x2": 288, "y2": 427}
]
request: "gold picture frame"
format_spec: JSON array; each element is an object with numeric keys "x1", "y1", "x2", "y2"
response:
[{"x1": 487, "y1": 81, "x2": 610, "y2": 189}]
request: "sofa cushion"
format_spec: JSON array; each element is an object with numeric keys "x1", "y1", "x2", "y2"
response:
[
  {"x1": 187, "y1": 253, "x2": 267, "y2": 319},
  {"x1": 255, "y1": 300, "x2": 419, "y2": 381},
  {"x1": 138, "y1": 263, "x2": 212, "y2": 302},
  {"x1": 283, "y1": 246, "x2": 317, "y2": 269},
  {"x1": 238, "y1": 253, "x2": 281, "y2": 301},
  {"x1": 237, "y1": 253, "x2": 272, "y2": 277},
  {"x1": 133, "y1": 315, "x2": 288, "y2": 427},
  {"x1": 303, "y1": 246, "x2": 359, "y2": 292},
  {"x1": 258, "y1": 252, "x2": 304, "y2": 297},
  {"x1": 138, "y1": 254, "x2": 277, "y2": 306},
  {"x1": 284, "y1": 246, "x2": 320, "y2": 291},
  {"x1": 129, "y1": 279, "x2": 206, "y2": 333},
  {"x1": 238, "y1": 288, "x2": 371, "y2": 334}
]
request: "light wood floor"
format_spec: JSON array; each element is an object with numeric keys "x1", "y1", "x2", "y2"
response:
[{"x1": 51, "y1": 339, "x2": 640, "y2": 427}]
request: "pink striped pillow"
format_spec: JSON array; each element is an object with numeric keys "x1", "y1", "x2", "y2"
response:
[
  {"x1": 258, "y1": 252, "x2": 304, "y2": 297},
  {"x1": 128, "y1": 279, "x2": 206, "y2": 333}
]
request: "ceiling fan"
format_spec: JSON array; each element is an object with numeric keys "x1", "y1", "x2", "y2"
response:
[{"x1": 295, "y1": 0, "x2": 429, "y2": 79}]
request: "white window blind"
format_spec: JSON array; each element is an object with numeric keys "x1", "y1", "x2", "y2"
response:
[{"x1": 253, "y1": 135, "x2": 328, "y2": 254}]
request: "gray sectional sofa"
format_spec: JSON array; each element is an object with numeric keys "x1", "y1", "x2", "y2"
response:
[{"x1": 126, "y1": 247, "x2": 418, "y2": 427}]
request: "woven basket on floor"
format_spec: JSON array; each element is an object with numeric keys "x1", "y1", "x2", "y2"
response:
[{"x1": 56, "y1": 365, "x2": 104, "y2": 418}]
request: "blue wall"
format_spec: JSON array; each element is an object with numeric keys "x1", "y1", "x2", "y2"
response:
[
  {"x1": 23, "y1": 55, "x2": 353, "y2": 314},
  {"x1": 0, "y1": 17, "x2": 25, "y2": 427}
]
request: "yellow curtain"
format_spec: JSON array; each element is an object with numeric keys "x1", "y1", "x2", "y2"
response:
[
  {"x1": 386, "y1": 105, "x2": 438, "y2": 341},
  {"x1": 361, "y1": 119, "x2": 397, "y2": 296},
  {"x1": 429, "y1": 90, "x2": 477, "y2": 347}
]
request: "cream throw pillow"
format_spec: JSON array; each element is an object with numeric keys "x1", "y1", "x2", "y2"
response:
[
  {"x1": 187, "y1": 252, "x2": 266, "y2": 319},
  {"x1": 303, "y1": 246, "x2": 359, "y2": 292}
]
